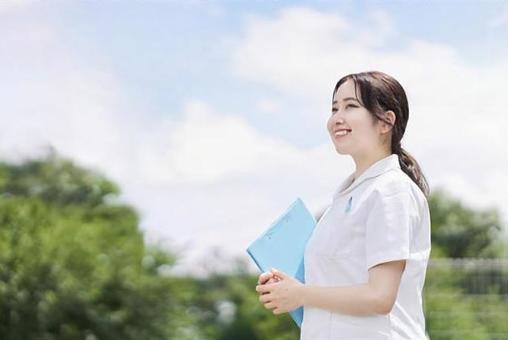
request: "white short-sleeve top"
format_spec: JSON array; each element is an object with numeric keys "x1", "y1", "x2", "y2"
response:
[{"x1": 300, "y1": 153, "x2": 431, "y2": 340}]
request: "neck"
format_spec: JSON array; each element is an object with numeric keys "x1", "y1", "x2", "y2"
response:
[{"x1": 352, "y1": 149, "x2": 392, "y2": 181}]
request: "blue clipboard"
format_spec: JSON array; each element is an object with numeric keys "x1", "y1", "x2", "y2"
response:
[{"x1": 246, "y1": 197, "x2": 316, "y2": 327}]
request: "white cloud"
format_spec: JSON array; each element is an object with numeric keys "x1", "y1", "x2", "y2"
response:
[
  {"x1": 357, "y1": 9, "x2": 397, "y2": 48},
  {"x1": 153, "y1": 100, "x2": 302, "y2": 183},
  {"x1": 256, "y1": 98, "x2": 280, "y2": 113},
  {"x1": 230, "y1": 7, "x2": 352, "y2": 100},
  {"x1": 0, "y1": 0, "x2": 36, "y2": 14}
]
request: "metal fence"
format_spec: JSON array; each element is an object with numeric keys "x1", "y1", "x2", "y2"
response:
[{"x1": 423, "y1": 258, "x2": 508, "y2": 340}]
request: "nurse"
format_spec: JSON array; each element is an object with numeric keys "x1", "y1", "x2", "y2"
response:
[{"x1": 255, "y1": 71, "x2": 431, "y2": 339}]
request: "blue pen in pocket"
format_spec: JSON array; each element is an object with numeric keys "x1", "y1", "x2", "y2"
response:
[{"x1": 345, "y1": 196, "x2": 353, "y2": 213}]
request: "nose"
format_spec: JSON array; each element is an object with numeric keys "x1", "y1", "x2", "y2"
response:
[
  {"x1": 329, "y1": 114, "x2": 348, "y2": 131},
  {"x1": 330, "y1": 109, "x2": 346, "y2": 125},
  {"x1": 332, "y1": 116, "x2": 345, "y2": 125}
]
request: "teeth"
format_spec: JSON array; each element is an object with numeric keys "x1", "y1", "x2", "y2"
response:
[{"x1": 335, "y1": 130, "x2": 350, "y2": 136}]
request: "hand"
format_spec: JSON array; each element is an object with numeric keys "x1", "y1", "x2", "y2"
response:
[
  {"x1": 255, "y1": 268, "x2": 305, "y2": 315},
  {"x1": 257, "y1": 272, "x2": 279, "y2": 297},
  {"x1": 257, "y1": 271, "x2": 279, "y2": 285}
]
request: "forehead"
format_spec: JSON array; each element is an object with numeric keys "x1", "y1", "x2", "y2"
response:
[{"x1": 333, "y1": 79, "x2": 359, "y2": 103}]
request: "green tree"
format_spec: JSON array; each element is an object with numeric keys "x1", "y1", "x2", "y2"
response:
[
  {"x1": 424, "y1": 188, "x2": 508, "y2": 339},
  {"x1": 187, "y1": 255, "x2": 300, "y2": 340},
  {"x1": 428, "y1": 188, "x2": 505, "y2": 258},
  {"x1": 0, "y1": 153, "x2": 184, "y2": 339}
]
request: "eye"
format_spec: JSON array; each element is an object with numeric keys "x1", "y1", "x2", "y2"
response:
[{"x1": 331, "y1": 104, "x2": 358, "y2": 114}]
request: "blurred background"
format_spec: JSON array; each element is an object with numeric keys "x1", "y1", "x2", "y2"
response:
[{"x1": 1, "y1": 0, "x2": 507, "y2": 339}]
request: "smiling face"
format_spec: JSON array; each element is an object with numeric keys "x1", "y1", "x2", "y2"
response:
[{"x1": 327, "y1": 79, "x2": 385, "y2": 158}]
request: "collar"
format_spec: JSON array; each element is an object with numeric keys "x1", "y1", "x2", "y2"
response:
[{"x1": 333, "y1": 153, "x2": 401, "y2": 198}]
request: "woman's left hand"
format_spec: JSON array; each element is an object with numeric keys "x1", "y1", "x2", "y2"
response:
[{"x1": 255, "y1": 268, "x2": 305, "y2": 315}]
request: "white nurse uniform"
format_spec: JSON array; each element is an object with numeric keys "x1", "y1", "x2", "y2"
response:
[{"x1": 300, "y1": 153, "x2": 431, "y2": 340}]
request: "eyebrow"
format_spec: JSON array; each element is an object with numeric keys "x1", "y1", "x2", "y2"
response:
[{"x1": 332, "y1": 97, "x2": 360, "y2": 105}]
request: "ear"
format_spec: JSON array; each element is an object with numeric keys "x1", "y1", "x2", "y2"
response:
[{"x1": 379, "y1": 110, "x2": 396, "y2": 134}]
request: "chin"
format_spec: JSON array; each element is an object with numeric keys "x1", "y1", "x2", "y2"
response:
[{"x1": 334, "y1": 146, "x2": 350, "y2": 155}]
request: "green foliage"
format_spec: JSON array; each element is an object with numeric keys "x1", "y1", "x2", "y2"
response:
[
  {"x1": 182, "y1": 262, "x2": 300, "y2": 340},
  {"x1": 423, "y1": 259, "x2": 508, "y2": 339},
  {"x1": 0, "y1": 151, "x2": 119, "y2": 207},
  {"x1": 424, "y1": 189, "x2": 508, "y2": 338},
  {"x1": 424, "y1": 288, "x2": 490, "y2": 340},
  {"x1": 0, "y1": 154, "x2": 180, "y2": 339},
  {"x1": 429, "y1": 188, "x2": 505, "y2": 258}
]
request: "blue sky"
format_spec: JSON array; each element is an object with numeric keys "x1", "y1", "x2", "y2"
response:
[
  {"x1": 1, "y1": 0, "x2": 508, "y2": 273},
  {"x1": 29, "y1": 0, "x2": 508, "y2": 149}
]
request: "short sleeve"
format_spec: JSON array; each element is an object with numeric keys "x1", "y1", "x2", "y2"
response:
[{"x1": 365, "y1": 188, "x2": 414, "y2": 270}]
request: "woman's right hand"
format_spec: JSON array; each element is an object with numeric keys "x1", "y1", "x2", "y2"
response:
[{"x1": 257, "y1": 271, "x2": 279, "y2": 294}]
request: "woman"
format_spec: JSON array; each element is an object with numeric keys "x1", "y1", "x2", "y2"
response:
[{"x1": 256, "y1": 71, "x2": 431, "y2": 339}]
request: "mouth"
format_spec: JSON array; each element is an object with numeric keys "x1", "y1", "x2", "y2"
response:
[{"x1": 333, "y1": 129, "x2": 352, "y2": 137}]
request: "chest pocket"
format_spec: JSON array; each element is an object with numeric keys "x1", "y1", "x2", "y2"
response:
[
  {"x1": 332, "y1": 213, "x2": 365, "y2": 259},
  {"x1": 311, "y1": 203, "x2": 366, "y2": 260}
]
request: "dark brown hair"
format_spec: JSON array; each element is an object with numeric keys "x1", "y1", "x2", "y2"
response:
[{"x1": 332, "y1": 71, "x2": 430, "y2": 198}]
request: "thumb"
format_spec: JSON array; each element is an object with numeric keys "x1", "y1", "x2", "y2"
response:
[{"x1": 270, "y1": 268, "x2": 289, "y2": 280}]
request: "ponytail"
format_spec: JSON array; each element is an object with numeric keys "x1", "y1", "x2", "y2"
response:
[{"x1": 393, "y1": 143, "x2": 430, "y2": 198}]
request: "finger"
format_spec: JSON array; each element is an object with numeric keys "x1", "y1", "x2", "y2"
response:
[
  {"x1": 258, "y1": 277, "x2": 280, "y2": 295},
  {"x1": 258, "y1": 272, "x2": 274, "y2": 285},
  {"x1": 262, "y1": 272, "x2": 274, "y2": 284},
  {"x1": 256, "y1": 285, "x2": 267, "y2": 294},
  {"x1": 258, "y1": 293, "x2": 272, "y2": 304},
  {"x1": 259, "y1": 282, "x2": 274, "y2": 295},
  {"x1": 255, "y1": 284, "x2": 272, "y2": 294},
  {"x1": 259, "y1": 278, "x2": 277, "y2": 291},
  {"x1": 273, "y1": 308, "x2": 282, "y2": 315},
  {"x1": 271, "y1": 268, "x2": 289, "y2": 280}
]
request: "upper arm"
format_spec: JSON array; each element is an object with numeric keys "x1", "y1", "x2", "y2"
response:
[{"x1": 368, "y1": 259, "x2": 406, "y2": 314}]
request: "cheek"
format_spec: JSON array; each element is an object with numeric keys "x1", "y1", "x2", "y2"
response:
[
  {"x1": 355, "y1": 126, "x2": 379, "y2": 145},
  {"x1": 326, "y1": 118, "x2": 333, "y2": 132},
  {"x1": 350, "y1": 115, "x2": 375, "y2": 135}
]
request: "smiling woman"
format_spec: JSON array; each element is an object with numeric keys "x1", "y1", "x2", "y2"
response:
[{"x1": 256, "y1": 71, "x2": 432, "y2": 340}]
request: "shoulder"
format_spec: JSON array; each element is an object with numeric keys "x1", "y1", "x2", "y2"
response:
[
  {"x1": 370, "y1": 169, "x2": 413, "y2": 197},
  {"x1": 367, "y1": 169, "x2": 426, "y2": 213}
]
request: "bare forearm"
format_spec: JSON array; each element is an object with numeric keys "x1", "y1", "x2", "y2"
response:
[{"x1": 301, "y1": 283, "x2": 385, "y2": 316}]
